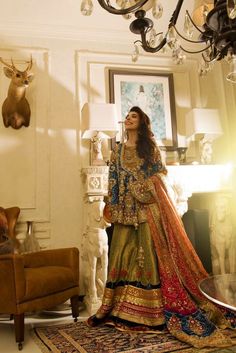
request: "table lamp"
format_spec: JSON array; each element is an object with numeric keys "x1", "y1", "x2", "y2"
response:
[
  {"x1": 81, "y1": 103, "x2": 119, "y2": 166},
  {"x1": 186, "y1": 108, "x2": 223, "y2": 164}
]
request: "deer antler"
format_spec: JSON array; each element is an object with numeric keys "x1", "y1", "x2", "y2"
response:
[
  {"x1": 0, "y1": 57, "x2": 33, "y2": 73},
  {"x1": 11, "y1": 57, "x2": 33, "y2": 73},
  {"x1": 11, "y1": 58, "x2": 17, "y2": 71},
  {"x1": 0, "y1": 57, "x2": 14, "y2": 69},
  {"x1": 24, "y1": 56, "x2": 33, "y2": 73}
]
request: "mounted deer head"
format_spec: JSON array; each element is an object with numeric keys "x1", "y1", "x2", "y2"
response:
[{"x1": 0, "y1": 57, "x2": 34, "y2": 129}]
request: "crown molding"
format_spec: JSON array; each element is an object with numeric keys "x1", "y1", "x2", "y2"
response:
[{"x1": 0, "y1": 22, "x2": 134, "y2": 44}]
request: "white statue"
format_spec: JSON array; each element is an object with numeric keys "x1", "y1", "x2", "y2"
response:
[
  {"x1": 82, "y1": 198, "x2": 110, "y2": 308},
  {"x1": 210, "y1": 194, "x2": 235, "y2": 274},
  {"x1": 160, "y1": 173, "x2": 191, "y2": 217},
  {"x1": 91, "y1": 135, "x2": 106, "y2": 166}
]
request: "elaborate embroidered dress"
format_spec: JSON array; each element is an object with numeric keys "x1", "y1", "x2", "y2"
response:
[{"x1": 96, "y1": 143, "x2": 235, "y2": 348}]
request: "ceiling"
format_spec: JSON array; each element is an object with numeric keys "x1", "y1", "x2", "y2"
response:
[{"x1": 0, "y1": 0, "x2": 196, "y2": 47}]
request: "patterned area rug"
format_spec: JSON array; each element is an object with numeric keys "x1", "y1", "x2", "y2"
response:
[{"x1": 33, "y1": 321, "x2": 236, "y2": 353}]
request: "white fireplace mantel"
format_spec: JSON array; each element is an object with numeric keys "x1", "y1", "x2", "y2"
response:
[
  {"x1": 81, "y1": 164, "x2": 233, "y2": 197},
  {"x1": 166, "y1": 164, "x2": 233, "y2": 195},
  {"x1": 163, "y1": 164, "x2": 233, "y2": 217},
  {"x1": 81, "y1": 164, "x2": 233, "y2": 219}
]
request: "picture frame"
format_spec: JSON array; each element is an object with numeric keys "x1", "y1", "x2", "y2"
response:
[{"x1": 108, "y1": 69, "x2": 177, "y2": 151}]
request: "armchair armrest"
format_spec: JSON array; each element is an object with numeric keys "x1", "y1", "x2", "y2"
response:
[{"x1": 0, "y1": 254, "x2": 26, "y2": 311}]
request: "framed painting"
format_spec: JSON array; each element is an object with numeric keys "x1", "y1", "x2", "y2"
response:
[{"x1": 108, "y1": 69, "x2": 177, "y2": 150}]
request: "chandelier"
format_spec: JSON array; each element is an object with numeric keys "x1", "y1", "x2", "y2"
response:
[{"x1": 81, "y1": 0, "x2": 236, "y2": 83}]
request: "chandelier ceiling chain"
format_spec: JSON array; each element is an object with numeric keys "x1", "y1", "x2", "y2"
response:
[{"x1": 81, "y1": 0, "x2": 236, "y2": 83}]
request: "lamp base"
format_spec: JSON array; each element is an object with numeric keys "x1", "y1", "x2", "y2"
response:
[
  {"x1": 91, "y1": 135, "x2": 106, "y2": 166},
  {"x1": 200, "y1": 139, "x2": 213, "y2": 164},
  {"x1": 92, "y1": 159, "x2": 106, "y2": 166}
]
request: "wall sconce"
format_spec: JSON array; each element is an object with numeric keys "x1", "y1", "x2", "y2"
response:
[
  {"x1": 186, "y1": 108, "x2": 223, "y2": 164},
  {"x1": 81, "y1": 103, "x2": 119, "y2": 166}
]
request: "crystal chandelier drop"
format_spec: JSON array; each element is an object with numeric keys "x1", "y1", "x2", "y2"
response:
[{"x1": 80, "y1": 0, "x2": 236, "y2": 83}]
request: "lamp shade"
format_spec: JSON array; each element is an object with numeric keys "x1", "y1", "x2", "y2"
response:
[
  {"x1": 186, "y1": 108, "x2": 222, "y2": 140},
  {"x1": 81, "y1": 103, "x2": 119, "y2": 139}
]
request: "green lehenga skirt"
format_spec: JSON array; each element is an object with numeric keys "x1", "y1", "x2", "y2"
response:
[
  {"x1": 94, "y1": 175, "x2": 236, "y2": 348},
  {"x1": 96, "y1": 222, "x2": 166, "y2": 327}
]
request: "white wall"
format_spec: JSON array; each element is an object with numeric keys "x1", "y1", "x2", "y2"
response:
[{"x1": 0, "y1": 8, "x2": 235, "y2": 254}]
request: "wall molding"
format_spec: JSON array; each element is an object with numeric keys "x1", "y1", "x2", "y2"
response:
[{"x1": 0, "y1": 47, "x2": 51, "y2": 223}]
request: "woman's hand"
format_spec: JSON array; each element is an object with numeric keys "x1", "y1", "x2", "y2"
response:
[
  {"x1": 130, "y1": 179, "x2": 156, "y2": 204},
  {"x1": 103, "y1": 204, "x2": 112, "y2": 223}
]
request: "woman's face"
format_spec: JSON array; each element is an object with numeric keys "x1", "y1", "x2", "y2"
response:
[{"x1": 124, "y1": 111, "x2": 140, "y2": 131}]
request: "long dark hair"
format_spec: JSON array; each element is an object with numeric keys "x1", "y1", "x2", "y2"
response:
[{"x1": 128, "y1": 106, "x2": 157, "y2": 165}]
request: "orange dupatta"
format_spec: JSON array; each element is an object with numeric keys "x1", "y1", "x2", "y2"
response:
[{"x1": 145, "y1": 174, "x2": 234, "y2": 348}]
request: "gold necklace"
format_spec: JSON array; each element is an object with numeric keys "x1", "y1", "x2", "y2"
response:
[{"x1": 124, "y1": 145, "x2": 136, "y2": 160}]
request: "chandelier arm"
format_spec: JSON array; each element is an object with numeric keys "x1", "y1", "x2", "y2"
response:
[
  {"x1": 173, "y1": 25, "x2": 207, "y2": 44},
  {"x1": 169, "y1": 0, "x2": 185, "y2": 26},
  {"x1": 155, "y1": 32, "x2": 164, "y2": 37},
  {"x1": 203, "y1": 42, "x2": 232, "y2": 61},
  {"x1": 136, "y1": 0, "x2": 185, "y2": 53},
  {"x1": 134, "y1": 40, "x2": 143, "y2": 45},
  {"x1": 97, "y1": 0, "x2": 149, "y2": 15},
  {"x1": 180, "y1": 43, "x2": 213, "y2": 54},
  {"x1": 205, "y1": 3, "x2": 226, "y2": 32},
  {"x1": 185, "y1": 10, "x2": 207, "y2": 35},
  {"x1": 140, "y1": 30, "x2": 167, "y2": 53},
  {"x1": 214, "y1": 30, "x2": 236, "y2": 48},
  {"x1": 202, "y1": 53, "x2": 218, "y2": 62}
]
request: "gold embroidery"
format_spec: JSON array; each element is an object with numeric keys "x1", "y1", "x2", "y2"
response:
[
  {"x1": 137, "y1": 246, "x2": 145, "y2": 268},
  {"x1": 171, "y1": 328, "x2": 232, "y2": 349},
  {"x1": 130, "y1": 179, "x2": 156, "y2": 204},
  {"x1": 98, "y1": 284, "x2": 165, "y2": 326},
  {"x1": 188, "y1": 316, "x2": 204, "y2": 335},
  {"x1": 109, "y1": 144, "x2": 149, "y2": 227},
  {"x1": 111, "y1": 310, "x2": 165, "y2": 326},
  {"x1": 121, "y1": 145, "x2": 143, "y2": 175}
]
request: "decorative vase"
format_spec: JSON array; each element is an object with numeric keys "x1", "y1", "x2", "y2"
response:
[
  {"x1": 24, "y1": 221, "x2": 40, "y2": 253},
  {"x1": 177, "y1": 147, "x2": 187, "y2": 164}
]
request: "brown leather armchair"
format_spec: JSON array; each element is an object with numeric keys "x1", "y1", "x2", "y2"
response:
[
  {"x1": 0, "y1": 207, "x2": 21, "y2": 252},
  {"x1": 4, "y1": 206, "x2": 20, "y2": 239},
  {"x1": 0, "y1": 207, "x2": 80, "y2": 350}
]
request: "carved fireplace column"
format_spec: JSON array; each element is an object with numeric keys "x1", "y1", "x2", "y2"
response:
[{"x1": 81, "y1": 166, "x2": 110, "y2": 315}]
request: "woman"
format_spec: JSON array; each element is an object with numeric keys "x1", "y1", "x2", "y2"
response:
[{"x1": 88, "y1": 106, "x2": 235, "y2": 348}]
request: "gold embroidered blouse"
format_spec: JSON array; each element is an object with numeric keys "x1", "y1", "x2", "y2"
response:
[{"x1": 108, "y1": 143, "x2": 166, "y2": 228}]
